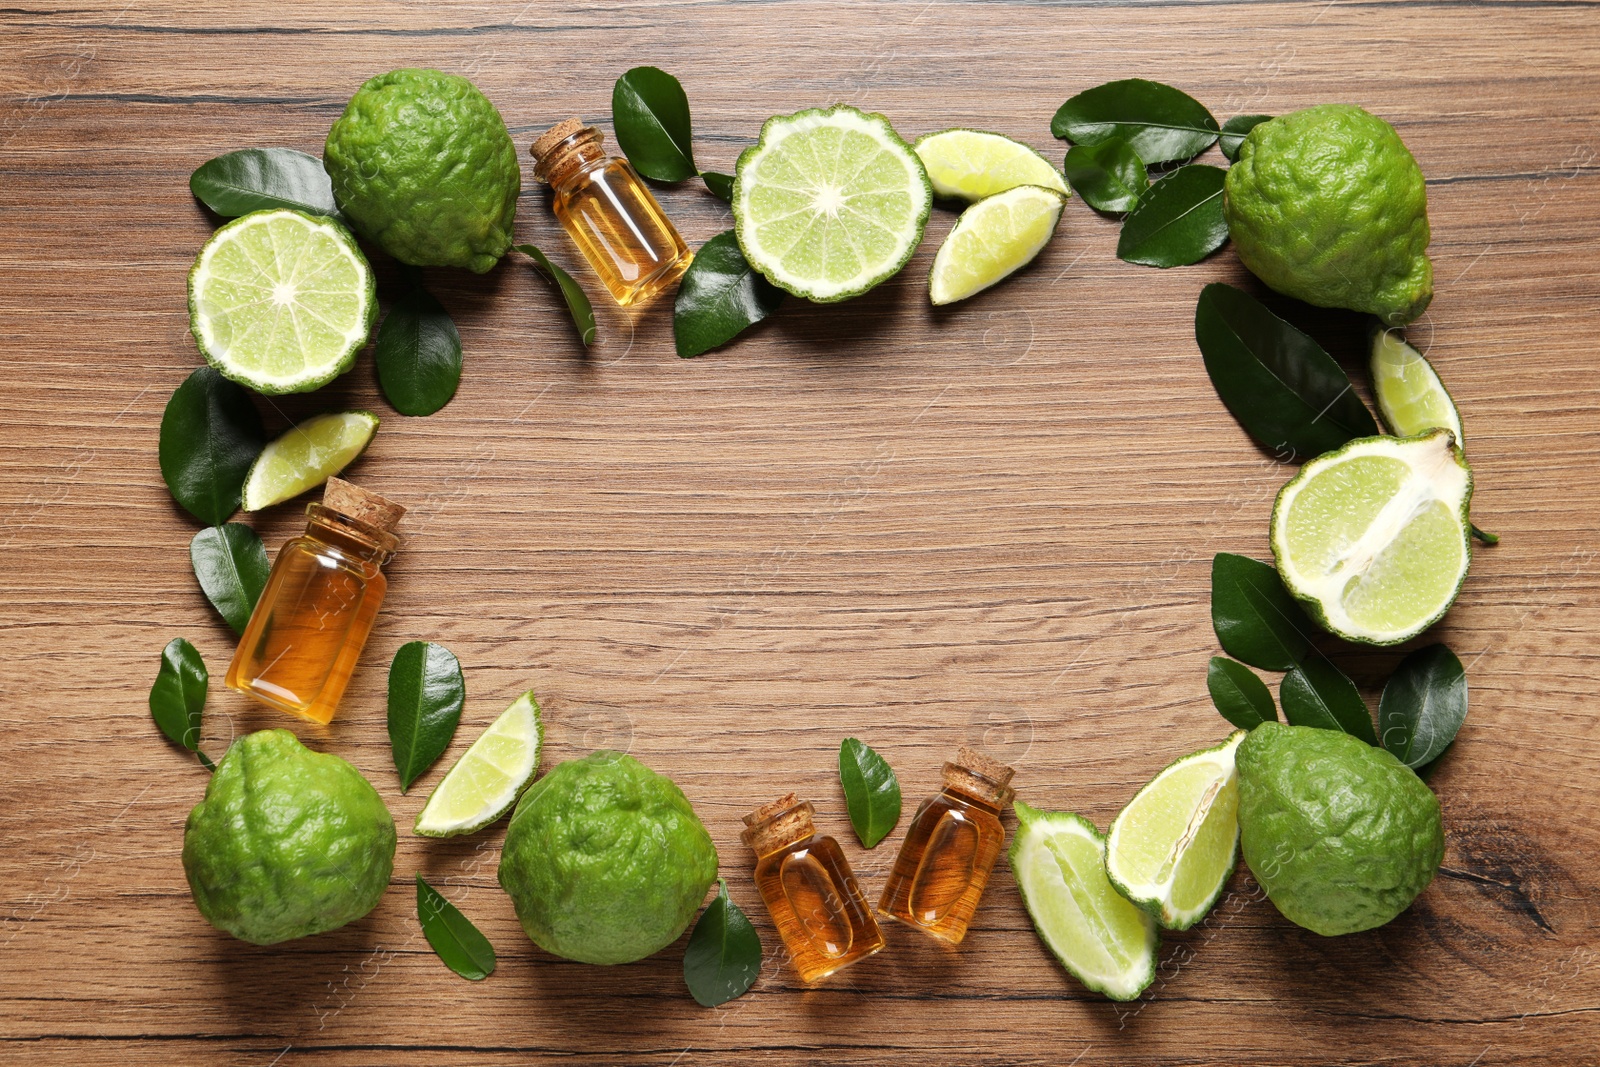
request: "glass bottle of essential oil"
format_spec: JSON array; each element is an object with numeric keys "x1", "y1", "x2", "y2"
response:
[
  {"x1": 877, "y1": 747, "x2": 1016, "y2": 945},
  {"x1": 742, "y1": 793, "x2": 886, "y2": 982},
  {"x1": 225, "y1": 478, "x2": 403, "y2": 725},
  {"x1": 529, "y1": 117, "x2": 693, "y2": 307}
]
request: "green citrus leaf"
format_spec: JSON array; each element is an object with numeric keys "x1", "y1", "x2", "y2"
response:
[
  {"x1": 416, "y1": 874, "x2": 496, "y2": 981},
  {"x1": 674, "y1": 231, "x2": 785, "y2": 358},
  {"x1": 189, "y1": 523, "x2": 268, "y2": 635},
  {"x1": 158, "y1": 367, "x2": 265, "y2": 526},
  {"x1": 387, "y1": 641, "x2": 466, "y2": 793},
  {"x1": 612, "y1": 66, "x2": 697, "y2": 182},
  {"x1": 1116, "y1": 164, "x2": 1228, "y2": 267},
  {"x1": 1280, "y1": 658, "x2": 1377, "y2": 744},
  {"x1": 150, "y1": 638, "x2": 207, "y2": 755},
  {"x1": 1471, "y1": 524, "x2": 1500, "y2": 546},
  {"x1": 684, "y1": 878, "x2": 762, "y2": 1007},
  {"x1": 1206, "y1": 656, "x2": 1278, "y2": 730},
  {"x1": 1380, "y1": 644, "x2": 1467, "y2": 769},
  {"x1": 515, "y1": 244, "x2": 596, "y2": 346},
  {"x1": 1061, "y1": 137, "x2": 1147, "y2": 213},
  {"x1": 701, "y1": 171, "x2": 734, "y2": 201},
  {"x1": 1194, "y1": 284, "x2": 1380, "y2": 462},
  {"x1": 1051, "y1": 79, "x2": 1219, "y2": 164},
  {"x1": 839, "y1": 737, "x2": 901, "y2": 849},
  {"x1": 1219, "y1": 114, "x2": 1272, "y2": 162},
  {"x1": 375, "y1": 277, "x2": 462, "y2": 417},
  {"x1": 189, "y1": 147, "x2": 340, "y2": 219},
  {"x1": 1211, "y1": 553, "x2": 1315, "y2": 671}
]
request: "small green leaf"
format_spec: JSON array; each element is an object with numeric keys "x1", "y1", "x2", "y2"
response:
[
  {"x1": 1194, "y1": 284, "x2": 1380, "y2": 461},
  {"x1": 375, "y1": 279, "x2": 462, "y2": 417},
  {"x1": 1051, "y1": 79, "x2": 1219, "y2": 164},
  {"x1": 839, "y1": 738, "x2": 901, "y2": 848},
  {"x1": 1206, "y1": 656, "x2": 1277, "y2": 730},
  {"x1": 515, "y1": 244, "x2": 597, "y2": 346},
  {"x1": 1061, "y1": 138, "x2": 1148, "y2": 213},
  {"x1": 1471, "y1": 523, "x2": 1500, "y2": 546},
  {"x1": 158, "y1": 367, "x2": 265, "y2": 526},
  {"x1": 1219, "y1": 114, "x2": 1272, "y2": 162},
  {"x1": 612, "y1": 66, "x2": 697, "y2": 182},
  {"x1": 701, "y1": 171, "x2": 734, "y2": 201},
  {"x1": 674, "y1": 231, "x2": 786, "y2": 358},
  {"x1": 1211, "y1": 553, "x2": 1315, "y2": 671},
  {"x1": 387, "y1": 641, "x2": 466, "y2": 792},
  {"x1": 189, "y1": 524, "x2": 269, "y2": 635},
  {"x1": 684, "y1": 878, "x2": 762, "y2": 1007},
  {"x1": 1116, "y1": 164, "x2": 1228, "y2": 268},
  {"x1": 416, "y1": 874, "x2": 496, "y2": 981},
  {"x1": 189, "y1": 147, "x2": 340, "y2": 219},
  {"x1": 1380, "y1": 644, "x2": 1467, "y2": 769},
  {"x1": 1280, "y1": 658, "x2": 1377, "y2": 744},
  {"x1": 150, "y1": 638, "x2": 207, "y2": 754}
]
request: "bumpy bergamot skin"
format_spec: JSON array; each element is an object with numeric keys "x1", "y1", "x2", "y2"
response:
[
  {"x1": 1224, "y1": 105, "x2": 1433, "y2": 326},
  {"x1": 1237, "y1": 723, "x2": 1443, "y2": 936},
  {"x1": 498, "y1": 751, "x2": 718, "y2": 965},
  {"x1": 182, "y1": 730, "x2": 396, "y2": 945},
  {"x1": 324, "y1": 68, "x2": 520, "y2": 273}
]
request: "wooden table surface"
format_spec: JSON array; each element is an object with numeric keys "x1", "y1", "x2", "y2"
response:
[{"x1": 4, "y1": 2, "x2": 1598, "y2": 1064}]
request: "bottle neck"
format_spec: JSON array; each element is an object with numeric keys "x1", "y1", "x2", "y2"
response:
[
  {"x1": 535, "y1": 127, "x2": 610, "y2": 190},
  {"x1": 741, "y1": 795, "x2": 817, "y2": 857},
  {"x1": 303, "y1": 502, "x2": 397, "y2": 566},
  {"x1": 940, "y1": 763, "x2": 1014, "y2": 812}
]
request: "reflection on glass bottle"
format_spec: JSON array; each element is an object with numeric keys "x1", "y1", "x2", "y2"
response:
[
  {"x1": 742, "y1": 793, "x2": 885, "y2": 983},
  {"x1": 224, "y1": 478, "x2": 403, "y2": 725},
  {"x1": 877, "y1": 747, "x2": 1015, "y2": 945}
]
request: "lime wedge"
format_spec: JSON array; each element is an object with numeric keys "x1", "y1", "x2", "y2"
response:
[
  {"x1": 240, "y1": 410, "x2": 378, "y2": 511},
  {"x1": 733, "y1": 106, "x2": 932, "y2": 303},
  {"x1": 1106, "y1": 731, "x2": 1244, "y2": 930},
  {"x1": 189, "y1": 208, "x2": 377, "y2": 395},
  {"x1": 415, "y1": 691, "x2": 544, "y2": 838},
  {"x1": 912, "y1": 128, "x2": 1069, "y2": 202},
  {"x1": 928, "y1": 185, "x2": 1066, "y2": 305},
  {"x1": 1009, "y1": 802, "x2": 1159, "y2": 1001},
  {"x1": 1272, "y1": 429, "x2": 1473, "y2": 645},
  {"x1": 1369, "y1": 327, "x2": 1465, "y2": 444}
]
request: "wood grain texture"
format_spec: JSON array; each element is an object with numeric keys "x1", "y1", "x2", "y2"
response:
[{"x1": 3, "y1": 1, "x2": 1599, "y2": 1064}]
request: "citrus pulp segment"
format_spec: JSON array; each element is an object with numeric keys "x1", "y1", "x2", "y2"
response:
[
  {"x1": 928, "y1": 184, "x2": 1066, "y2": 305},
  {"x1": 414, "y1": 691, "x2": 544, "y2": 838},
  {"x1": 1370, "y1": 328, "x2": 1465, "y2": 443},
  {"x1": 240, "y1": 410, "x2": 379, "y2": 511},
  {"x1": 912, "y1": 128, "x2": 1069, "y2": 202}
]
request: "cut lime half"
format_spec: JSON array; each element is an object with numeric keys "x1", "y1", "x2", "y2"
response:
[
  {"x1": 1106, "y1": 731, "x2": 1244, "y2": 930},
  {"x1": 240, "y1": 410, "x2": 378, "y2": 511},
  {"x1": 1369, "y1": 327, "x2": 1465, "y2": 443},
  {"x1": 1272, "y1": 430, "x2": 1472, "y2": 645},
  {"x1": 928, "y1": 185, "x2": 1066, "y2": 305},
  {"x1": 189, "y1": 209, "x2": 377, "y2": 395},
  {"x1": 1009, "y1": 802, "x2": 1159, "y2": 1001},
  {"x1": 913, "y1": 128, "x2": 1069, "y2": 202},
  {"x1": 733, "y1": 106, "x2": 932, "y2": 303},
  {"x1": 415, "y1": 691, "x2": 544, "y2": 838}
]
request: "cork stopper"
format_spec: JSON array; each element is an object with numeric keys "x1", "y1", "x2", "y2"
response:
[
  {"x1": 741, "y1": 793, "x2": 817, "y2": 855},
  {"x1": 943, "y1": 746, "x2": 1016, "y2": 808},
  {"x1": 322, "y1": 477, "x2": 405, "y2": 535},
  {"x1": 529, "y1": 117, "x2": 589, "y2": 170}
]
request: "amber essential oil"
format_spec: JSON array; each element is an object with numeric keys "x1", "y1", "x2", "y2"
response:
[
  {"x1": 742, "y1": 794, "x2": 886, "y2": 983},
  {"x1": 530, "y1": 118, "x2": 693, "y2": 307},
  {"x1": 877, "y1": 747, "x2": 1016, "y2": 945},
  {"x1": 225, "y1": 478, "x2": 403, "y2": 725}
]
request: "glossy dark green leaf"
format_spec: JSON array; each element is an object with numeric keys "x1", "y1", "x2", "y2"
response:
[
  {"x1": 701, "y1": 171, "x2": 734, "y2": 201},
  {"x1": 1211, "y1": 553, "x2": 1315, "y2": 671},
  {"x1": 1206, "y1": 656, "x2": 1278, "y2": 730},
  {"x1": 1380, "y1": 644, "x2": 1467, "y2": 769},
  {"x1": 612, "y1": 66, "x2": 697, "y2": 182},
  {"x1": 158, "y1": 367, "x2": 265, "y2": 526},
  {"x1": 416, "y1": 875, "x2": 496, "y2": 981},
  {"x1": 674, "y1": 231, "x2": 786, "y2": 358},
  {"x1": 1061, "y1": 138, "x2": 1148, "y2": 213},
  {"x1": 189, "y1": 147, "x2": 340, "y2": 219},
  {"x1": 839, "y1": 737, "x2": 901, "y2": 848},
  {"x1": 515, "y1": 244, "x2": 597, "y2": 346},
  {"x1": 1281, "y1": 658, "x2": 1377, "y2": 744},
  {"x1": 1051, "y1": 79, "x2": 1219, "y2": 164},
  {"x1": 1194, "y1": 284, "x2": 1380, "y2": 461},
  {"x1": 150, "y1": 638, "x2": 206, "y2": 755},
  {"x1": 189, "y1": 524, "x2": 269, "y2": 635},
  {"x1": 1220, "y1": 114, "x2": 1272, "y2": 162},
  {"x1": 1116, "y1": 164, "x2": 1228, "y2": 267},
  {"x1": 387, "y1": 641, "x2": 466, "y2": 792},
  {"x1": 684, "y1": 879, "x2": 762, "y2": 1007},
  {"x1": 375, "y1": 282, "x2": 462, "y2": 417}
]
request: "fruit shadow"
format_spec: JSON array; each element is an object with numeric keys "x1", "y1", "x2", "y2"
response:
[{"x1": 197, "y1": 915, "x2": 385, "y2": 1035}]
